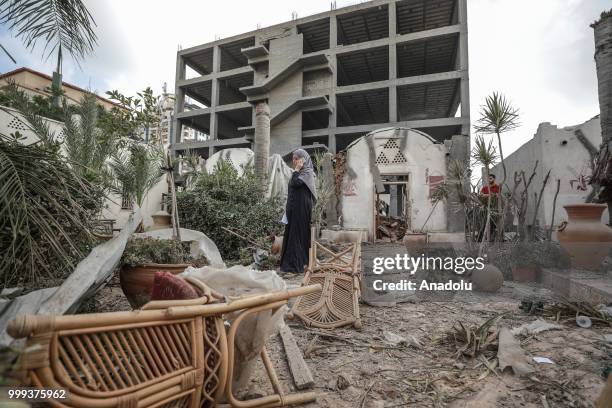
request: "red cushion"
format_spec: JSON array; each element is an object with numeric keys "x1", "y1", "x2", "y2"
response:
[{"x1": 150, "y1": 271, "x2": 198, "y2": 301}]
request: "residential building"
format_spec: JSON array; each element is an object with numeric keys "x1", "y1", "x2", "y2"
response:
[{"x1": 171, "y1": 0, "x2": 470, "y2": 159}]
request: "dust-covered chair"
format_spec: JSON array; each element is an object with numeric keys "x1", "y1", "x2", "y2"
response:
[
  {"x1": 7, "y1": 279, "x2": 320, "y2": 408},
  {"x1": 288, "y1": 233, "x2": 362, "y2": 329}
]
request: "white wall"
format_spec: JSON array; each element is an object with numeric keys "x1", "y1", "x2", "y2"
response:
[
  {"x1": 490, "y1": 116, "x2": 605, "y2": 233},
  {"x1": 0, "y1": 105, "x2": 166, "y2": 231},
  {"x1": 341, "y1": 128, "x2": 448, "y2": 239}
]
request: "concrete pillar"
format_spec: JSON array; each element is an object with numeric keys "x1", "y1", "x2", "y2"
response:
[
  {"x1": 329, "y1": 15, "x2": 338, "y2": 152},
  {"x1": 210, "y1": 46, "x2": 221, "y2": 140},
  {"x1": 388, "y1": 1, "x2": 398, "y2": 123},
  {"x1": 172, "y1": 54, "x2": 186, "y2": 143},
  {"x1": 458, "y1": 0, "x2": 470, "y2": 136},
  {"x1": 254, "y1": 101, "x2": 271, "y2": 189}
]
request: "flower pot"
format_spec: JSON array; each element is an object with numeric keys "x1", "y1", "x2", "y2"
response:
[
  {"x1": 557, "y1": 204, "x2": 612, "y2": 270},
  {"x1": 511, "y1": 264, "x2": 538, "y2": 283},
  {"x1": 402, "y1": 232, "x2": 427, "y2": 256},
  {"x1": 471, "y1": 264, "x2": 503, "y2": 293},
  {"x1": 120, "y1": 263, "x2": 190, "y2": 308}
]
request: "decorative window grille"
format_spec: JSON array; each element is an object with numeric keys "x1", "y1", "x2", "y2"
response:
[
  {"x1": 375, "y1": 151, "x2": 390, "y2": 165},
  {"x1": 8, "y1": 117, "x2": 28, "y2": 131}
]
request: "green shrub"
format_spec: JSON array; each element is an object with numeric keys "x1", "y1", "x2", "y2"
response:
[
  {"x1": 121, "y1": 237, "x2": 209, "y2": 267},
  {"x1": 177, "y1": 160, "x2": 284, "y2": 260}
]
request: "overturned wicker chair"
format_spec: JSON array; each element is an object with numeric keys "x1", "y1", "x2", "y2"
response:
[
  {"x1": 7, "y1": 280, "x2": 321, "y2": 408},
  {"x1": 288, "y1": 236, "x2": 362, "y2": 329}
]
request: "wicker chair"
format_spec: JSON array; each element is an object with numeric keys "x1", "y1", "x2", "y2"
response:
[
  {"x1": 7, "y1": 280, "x2": 321, "y2": 408},
  {"x1": 288, "y1": 237, "x2": 362, "y2": 329}
]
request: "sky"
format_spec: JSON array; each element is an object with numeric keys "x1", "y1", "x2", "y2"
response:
[{"x1": 0, "y1": 0, "x2": 610, "y2": 158}]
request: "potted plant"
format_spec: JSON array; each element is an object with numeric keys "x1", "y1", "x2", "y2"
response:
[{"x1": 119, "y1": 237, "x2": 208, "y2": 308}]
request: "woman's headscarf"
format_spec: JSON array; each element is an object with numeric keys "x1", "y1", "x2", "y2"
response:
[{"x1": 293, "y1": 149, "x2": 317, "y2": 201}]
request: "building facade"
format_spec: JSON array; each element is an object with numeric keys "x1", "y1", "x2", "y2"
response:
[
  {"x1": 0, "y1": 67, "x2": 121, "y2": 111},
  {"x1": 171, "y1": 0, "x2": 470, "y2": 159}
]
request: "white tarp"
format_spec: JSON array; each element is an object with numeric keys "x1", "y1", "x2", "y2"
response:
[
  {"x1": 266, "y1": 153, "x2": 293, "y2": 200},
  {"x1": 205, "y1": 148, "x2": 292, "y2": 201},
  {"x1": 181, "y1": 265, "x2": 286, "y2": 391}
]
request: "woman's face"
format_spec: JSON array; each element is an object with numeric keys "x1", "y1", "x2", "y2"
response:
[{"x1": 292, "y1": 153, "x2": 300, "y2": 169}]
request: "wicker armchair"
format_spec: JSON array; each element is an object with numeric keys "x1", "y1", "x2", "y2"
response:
[{"x1": 7, "y1": 280, "x2": 320, "y2": 408}]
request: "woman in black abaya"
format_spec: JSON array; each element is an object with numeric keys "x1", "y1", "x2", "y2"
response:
[{"x1": 280, "y1": 149, "x2": 317, "y2": 273}]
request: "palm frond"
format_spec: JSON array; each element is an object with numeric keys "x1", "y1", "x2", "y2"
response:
[
  {"x1": 109, "y1": 142, "x2": 164, "y2": 208},
  {"x1": 474, "y1": 91, "x2": 520, "y2": 135},
  {"x1": 0, "y1": 134, "x2": 103, "y2": 286},
  {"x1": 0, "y1": 0, "x2": 97, "y2": 61},
  {"x1": 472, "y1": 135, "x2": 498, "y2": 168}
]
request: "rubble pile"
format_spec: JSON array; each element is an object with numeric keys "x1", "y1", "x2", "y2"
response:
[{"x1": 376, "y1": 216, "x2": 408, "y2": 242}]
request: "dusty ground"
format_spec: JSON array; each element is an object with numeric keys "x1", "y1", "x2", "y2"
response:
[
  {"x1": 76, "y1": 271, "x2": 611, "y2": 407},
  {"x1": 242, "y1": 277, "x2": 611, "y2": 408}
]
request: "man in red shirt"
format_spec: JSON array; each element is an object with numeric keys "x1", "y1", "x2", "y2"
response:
[
  {"x1": 481, "y1": 174, "x2": 501, "y2": 196},
  {"x1": 480, "y1": 174, "x2": 501, "y2": 241}
]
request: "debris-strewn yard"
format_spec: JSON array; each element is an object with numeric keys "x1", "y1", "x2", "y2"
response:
[
  {"x1": 244, "y1": 277, "x2": 611, "y2": 408},
  {"x1": 52, "y1": 270, "x2": 612, "y2": 407}
]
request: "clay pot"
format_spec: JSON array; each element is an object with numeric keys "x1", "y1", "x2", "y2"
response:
[
  {"x1": 402, "y1": 232, "x2": 427, "y2": 256},
  {"x1": 557, "y1": 204, "x2": 612, "y2": 270},
  {"x1": 471, "y1": 264, "x2": 503, "y2": 293},
  {"x1": 271, "y1": 236, "x2": 283, "y2": 256},
  {"x1": 120, "y1": 263, "x2": 190, "y2": 308}
]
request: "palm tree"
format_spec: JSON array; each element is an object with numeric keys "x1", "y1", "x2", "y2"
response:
[
  {"x1": 63, "y1": 93, "x2": 115, "y2": 183},
  {"x1": 0, "y1": 0, "x2": 98, "y2": 105},
  {"x1": 474, "y1": 92, "x2": 520, "y2": 189},
  {"x1": 110, "y1": 143, "x2": 164, "y2": 209},
  {"x1": 472, "y1": 136, "x2": 499, "y2": 251}
]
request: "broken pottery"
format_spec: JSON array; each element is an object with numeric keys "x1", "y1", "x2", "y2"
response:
[
  {"x1": 557, "y1": 204, "x2": 612, "y2": 269},
  {"x1": 120, "y1": 263, "x2": 190, "y2": 308},
  {"x1": 471, "y1": 264, "x2": 503, "y2": 293}
]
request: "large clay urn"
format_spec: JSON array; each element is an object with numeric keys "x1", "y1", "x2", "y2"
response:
[
  {"x1": 557, "y1": 204, "x2": 612, "y2": 270},
  {"x1": 120, "y1": 263, "x2": 190, "y2": 308}
]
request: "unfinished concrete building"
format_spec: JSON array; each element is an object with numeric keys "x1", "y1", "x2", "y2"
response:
[{"x1": 171, "y1": 0, "x2": 470, "y2": 159}]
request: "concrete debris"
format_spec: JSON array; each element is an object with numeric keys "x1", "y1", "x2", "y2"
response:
[
  {"x1": 376, "y1": 216, "x2": 407, "y2": 242},
  {"x1": 40, "y1": 209, "x2": 142, "y2": 317},
  {"x1": 498, "y1": 327, "x2": 535, "y2": 376},
  {"x1": 383, "y1": 331, "x2": 406, "y2": 346},
  {"x1": 336, "y1": 373, "x2": 351, "y2": 390},
  {"x1": 511, "y1": 319, "x2": 563, "y2": 336}
]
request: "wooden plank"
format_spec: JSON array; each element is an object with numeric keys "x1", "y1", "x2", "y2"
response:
[{"x1": 278, "y1": 323, "x2": 314, "y2": 390}]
